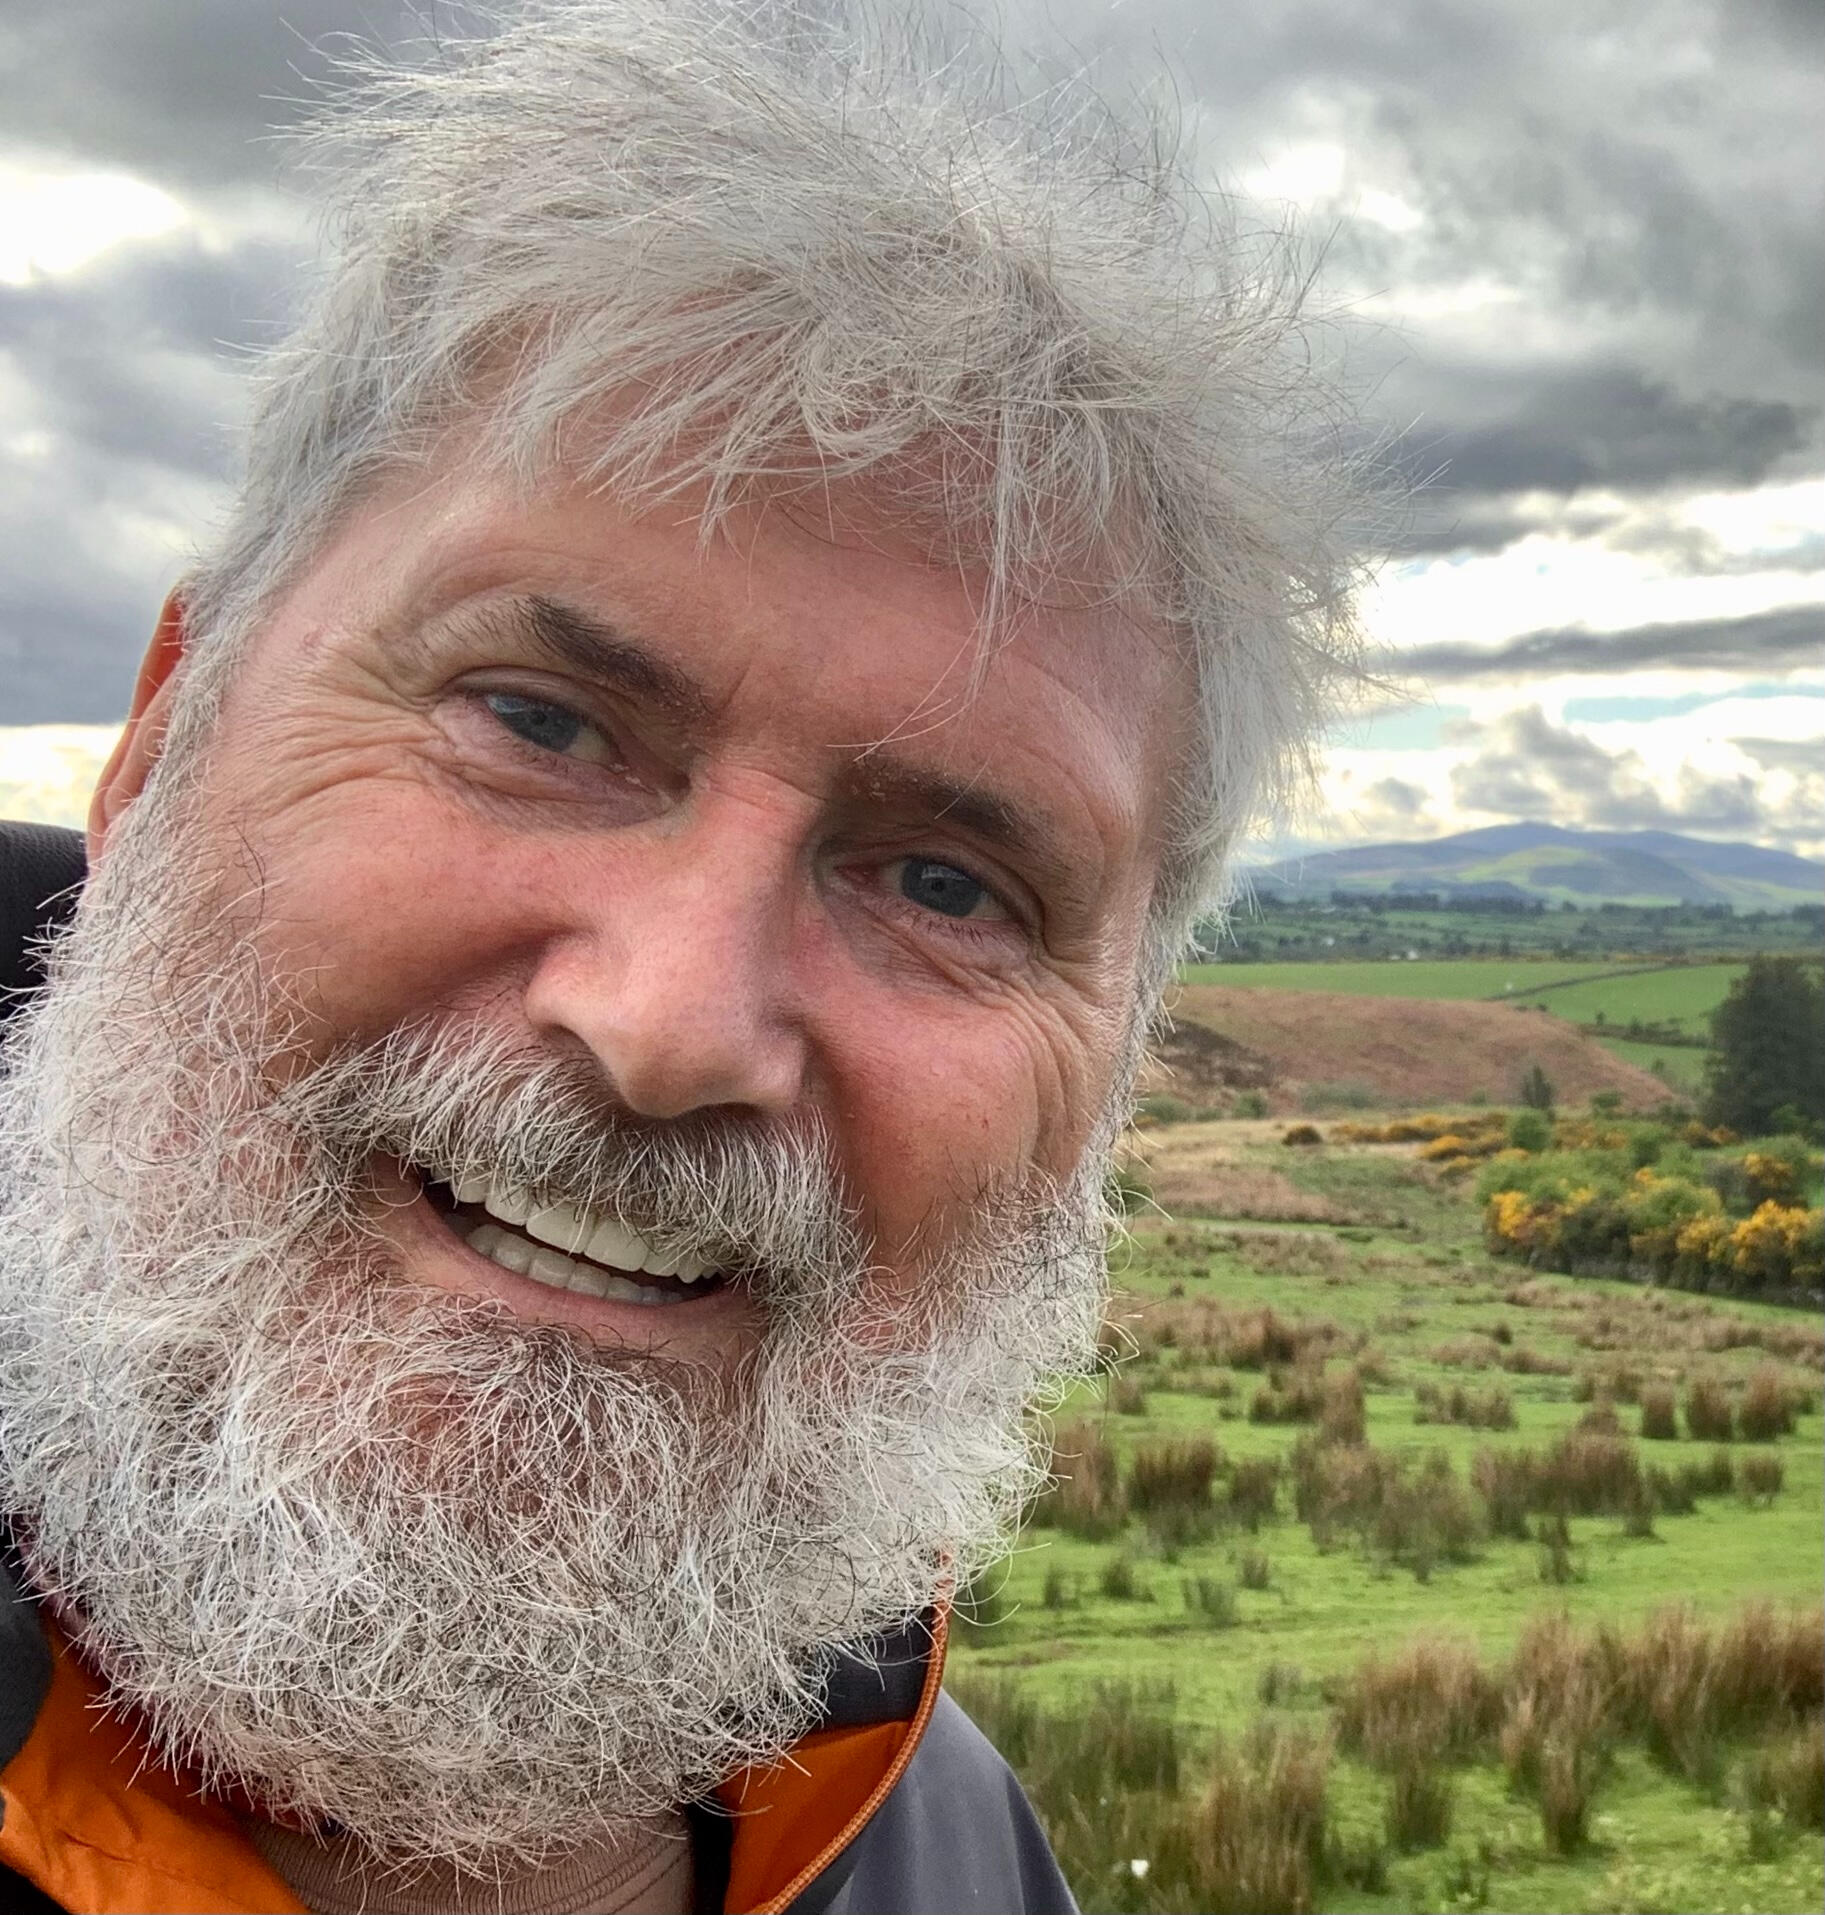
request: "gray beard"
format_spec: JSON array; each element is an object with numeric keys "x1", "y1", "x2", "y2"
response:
[{"x1": 0, "y1": 788, "x2": 1113, "y2": 1871}]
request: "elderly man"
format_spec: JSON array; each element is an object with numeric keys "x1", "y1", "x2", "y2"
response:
[{"x1": 0, "y1": 3, "x2": 1362, "y2": 1911}]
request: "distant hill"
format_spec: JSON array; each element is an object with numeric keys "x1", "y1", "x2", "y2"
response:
[
  {"x1": 1150, "y1": 985, "x2": 1671, "y2": 1115},
  {"x1": 1251, "y1": 824, "x2": 1825, "y2": 911}
]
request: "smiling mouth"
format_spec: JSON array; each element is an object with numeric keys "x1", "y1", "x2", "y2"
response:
[{"x1": 421, "y1": 1173, "x2": 727, "y2": 1306}]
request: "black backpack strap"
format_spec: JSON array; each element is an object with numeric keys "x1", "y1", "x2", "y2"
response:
[{"x1": 0, "y1": 822, "x2": 86, "y2": 1016}]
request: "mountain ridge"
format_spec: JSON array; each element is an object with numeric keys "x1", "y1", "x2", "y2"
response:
[{"x1": 1250, "y1": 825, "x2": 1824, "y2": 911}]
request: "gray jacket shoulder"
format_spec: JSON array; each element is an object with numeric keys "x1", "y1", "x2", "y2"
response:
[{"x1": 789, "y1": 1694, "x2": 1078, "y2": 1915}]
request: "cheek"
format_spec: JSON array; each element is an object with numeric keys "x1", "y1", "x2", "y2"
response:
[
  {"x1": 815, "y1": 976, "x2": 1112, "y2": 1241},
  {"x1": 232, "y1": 782, "x2": 559, "y2": 1042}
]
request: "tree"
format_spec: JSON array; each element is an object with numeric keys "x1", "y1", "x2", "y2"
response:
[
  {"x1": 1519, "y1": 1063, "x2": 1555, "y2": 1113},
  {"x1": 1704, "y1": 957, "x2": 1825, "y2": 1136}
]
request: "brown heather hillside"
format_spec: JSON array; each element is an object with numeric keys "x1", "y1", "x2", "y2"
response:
[{"x1": 1151, "y1": 984, "x2": 1671, "y2": 1113}]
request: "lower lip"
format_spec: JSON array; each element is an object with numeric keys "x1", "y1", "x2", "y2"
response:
[{"x1": 375, "y1": 1159, "x2": 750, "y2": 1341}]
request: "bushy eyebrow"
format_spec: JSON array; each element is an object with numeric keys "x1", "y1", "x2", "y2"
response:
[
  {"x1": 452, "y1": 593, "x2": 713, "y2": 722},
  {"x1": 840, "y1": 757, "x2": 1079, "y2": 901}
]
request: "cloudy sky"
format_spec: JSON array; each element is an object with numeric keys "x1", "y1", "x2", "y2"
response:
[{"x1": 2, "y1": 0, "x2": 1822, "y2": 860}]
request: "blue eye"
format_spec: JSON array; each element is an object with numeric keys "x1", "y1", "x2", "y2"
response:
[
  {"x1": 899, "y1": 857, "x2": 988, "y2": 919},
  {"x1": 484, "y1": 692, "x2": 585, "y2": 754}
]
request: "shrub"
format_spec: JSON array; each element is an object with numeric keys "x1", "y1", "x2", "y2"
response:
[
  {"x1": 1238, "y1": 1548, "x2": 1272, "y2": 1591},
  {"x1": 1519, "y1": 1064, "x2": 1555, "y2": 1112},
  {"x1": 1234, "y1": 1089, "x2": 1269, "y2": 1119},
  {"x1": 1507, "y1": 1108, "x2": 1552, "y2": 1153},
  {"x1": 1685, "y1": 1374, "x2": 1735, "y2": 1442},
  {"x1": 1182, "y1": 1576, "x2": 1238, "y2": 1626},
  {"x1": 1191, "y1": 1721, "x2": 1333, "y2": 1915},
  {"x1": 1728, "y1": 1200, "x2": 1825, "y2": 1292},
  {"x1": 1739, "y1": 1364, "x2": 1798, "y2": 1441},
  {"x1": 1281, "y1": 1122, "x2": 1323, "y2": 1147},
  {"x1": 1639, "y1": 1384, "x2": 1678, "y2": 1441},
  {"x1": 1041, "y1": 1566, "x2": 1076, "y2": 1610},
  {"x1": 1739, "y1": 1452, "x2": 1784, "y2": 1504}
]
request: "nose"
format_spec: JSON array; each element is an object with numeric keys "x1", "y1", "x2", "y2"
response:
[{"x1": 521, "y1": 813, "x2": 811, "y2": 1121}]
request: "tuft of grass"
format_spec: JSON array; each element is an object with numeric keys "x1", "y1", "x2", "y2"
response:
[
  {"x1": 1738, "y1": 1726, "x2": 1825, "y2": 1830},
  {"x1": 1684, "y1": 1373, "x2": 1735, "y2": 1442},
  {"x1": 1129, "y1": 1438, "x2": 1220, "y2": 1530},
  {"x1": 1336, "y1": 1637, "x2": 1502, "y2": 1771},
  {"x1": 1238, "y1": 1547, "x2": 1272, "y2": 1591},
  {"x1": 1639, "y1": 1383, "x2": 1679, "y2": 1440},
  {"x1": 1226, "y1": 1455, "x2": 1282, "y2": 1531},
  {"x1": 1740, "y1": 1450, "x2": 1785, "y2": 1504},
  {"x1": 1319, "y1": 1366, "x2": 1368, "y2": 1446},
  {"x1": 1501, "y1": 1614, "x2": 1616, "y2": 1855},
  {"x1": 1100, "y1": 1553, "x2": 1147, "y2": 1602},
  {"x1": 1032, "y1": 1416, "x2": 1127, "y2": 1540},
  {"x1": 1191, "y1": 1720, "x2": 1334, "y2": 1915},
  {"x1": 1111, "y1": 1373, "x2": 1151, "y2": 1416},
  {"x1": 1258, "y1": 1661, "x2": 1302, "y2": 1706},
  {"x1": 1739, "y1": 1363, "x2": 1797, "y2": 1442},
  {"x1": 1384, "y1": 1760, "x2": 1454, "y2": 1851},
  {"x1": 1182, "y1": 1575, "x2": 1238, "y2": 1627},
  {"x1": 1414, "y1": 1378, "x2": 1516, "y2": 1430}
]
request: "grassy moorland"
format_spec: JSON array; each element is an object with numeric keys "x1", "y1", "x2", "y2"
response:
[
  {"x1": 945, "y1": 1120, "x2": 1824, "y2": 1915},
  {"x1": 1178, "y1": 957, "x2": 1748, "y2": 1035}
]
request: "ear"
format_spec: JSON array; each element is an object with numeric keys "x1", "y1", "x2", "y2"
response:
[{"x1": 88, "y1": 589, "x2": 191, "y2": 862}]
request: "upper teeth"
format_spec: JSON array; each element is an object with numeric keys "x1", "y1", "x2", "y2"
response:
[{"x1": 450, "y1": 1175, "x2": 711, "y2": 1290}]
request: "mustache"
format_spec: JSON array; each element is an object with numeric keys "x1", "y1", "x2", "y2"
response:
[{"x1": 273, "y1": 1018, "x2": 865, "y2": 1305}]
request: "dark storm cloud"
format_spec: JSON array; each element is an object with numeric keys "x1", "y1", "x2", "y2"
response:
[
  {"x1": 4, "y1": 0, "x2": 1825, "y2": 719},
  {"x1": 1450, "y1": 706, "x2": 1764, "y2": 837},
  {"x1": 0, "y1": 2, "x2": 460, "y2": 190},
  {"x1": 1397, "y1": 604, "x2": 1825, "y2": 684},
  {"x1": 0, "y1": 234, "x2": 300, "y2": 479},
  {"x1": 1397, "y1": 367, "x2": 1815, "y2": 505}
]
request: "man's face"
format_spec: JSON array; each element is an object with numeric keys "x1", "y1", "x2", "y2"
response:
[
  {"x1": 0, "y1": 461, "x2": 1187, "y2": 1863},
  {"x1": 122, "y1": 466, "x2": 1185, "y2": 1362}
]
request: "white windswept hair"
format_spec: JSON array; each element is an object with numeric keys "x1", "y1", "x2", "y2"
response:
[{"x1": 169, "y1": 0, "x2": 1376, "y2": 992}]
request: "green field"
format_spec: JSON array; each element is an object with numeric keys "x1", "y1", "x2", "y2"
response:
[
  {"x1": 1514, "y1": 965, "x2": 1744, "y2": 1037},
  {"x1": 946, "y1": 1134, "x2": 1824, "y2": 1914},
  {"x1": 1178, "y1": 959, "x2": 1627, "y2": 999},
  {"x1": 1593, "y1": 1036, "x2": 1708, "y2": 1093}
]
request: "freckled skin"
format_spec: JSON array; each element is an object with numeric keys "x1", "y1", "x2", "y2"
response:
[{"x1": 92, "y1": 467, "x2": 1192, "y2": 1364}]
